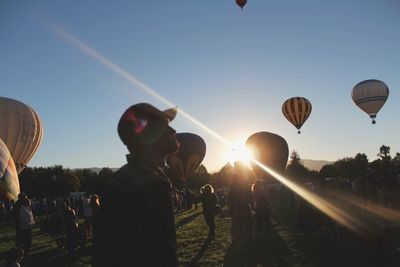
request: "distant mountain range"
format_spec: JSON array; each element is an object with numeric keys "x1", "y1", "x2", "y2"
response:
[
  {"x1": 302, "y1": 159, "x2": 333, "y2": 171},
  {"x1": 72, "y1": 167, "x2": 118, "y2": 174}
]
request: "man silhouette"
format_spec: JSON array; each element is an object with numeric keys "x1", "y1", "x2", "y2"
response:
[{"x1": 93, "y1": 103, "x2": 179, "y2": 267}]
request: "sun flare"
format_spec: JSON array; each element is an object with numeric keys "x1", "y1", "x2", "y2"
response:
[{"x1": 227, "y1": 139, "x2": 253, "y2": 166}]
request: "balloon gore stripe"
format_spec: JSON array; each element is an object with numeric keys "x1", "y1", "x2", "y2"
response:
[{"x1": 354, "y1": 96, "x2": 388, "y2": 105}]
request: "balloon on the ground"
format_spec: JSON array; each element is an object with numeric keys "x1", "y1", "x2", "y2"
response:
[
  {"x1": 0, "y1": 97, "x2": 43, "y2": 173},
  {"x1": 166, "y1": 133, "x2": 206, "y2": 181},
  {"x1": 351, "y1": 79, "x2": 389, "y2": 124},
  {"x1": 282, "y1": 97, "x2": 312, "y2": 134},
  {"x1": 246, "y1": 131, "x2": 289, "y2": 182},
  {"x1": 0, "y1": 138, "x2": 20, "y2": 201},
  {"x1": 236, "y1": 0, "x2": 247, "y2": 9}
]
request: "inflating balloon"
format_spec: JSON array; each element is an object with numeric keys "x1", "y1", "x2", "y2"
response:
[
  {"x1": 166, "y1": 133, "x2": 206, "y2": 181},
  {"x1": 236, "y1": 0, "x2": 247, "y2": 9},
  {"x1": 0, "y1": 97, "x2": 43, "y2": 173},
  {"x1": 282, "y1": 97, "x2": 312, "y2": 134},
  {"x1": 246, "y1": 132, "x2": 289, "y2": 182},
  {"x1": 0, "y1": 138, "x2": 20, "y2": 201},
  {"x1": 351, "y1": 79, "x2": 389, "y2": 124}
]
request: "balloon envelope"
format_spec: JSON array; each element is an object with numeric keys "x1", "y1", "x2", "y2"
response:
[
  {"x1": 351, "y1": 79, "x2": 389, "y2": 124},
  {"x1": 282, "y1": 97, "x2": 312, "y2": 134},
  {"x1": 0, "y1": 97, "x2": 43, "y2": 173},
  {"x1": 246, "y1": 132, "x2": 289, "y2": 182},
  {"x1": 166, "y1": 133, "x2": 206, "y2": 181},
  {"x1": 236, "y1": 0, "x2": 247, "y2": 9},
  {"x1": 0, "y1": 138, "x2": 20, "y2": 201}
]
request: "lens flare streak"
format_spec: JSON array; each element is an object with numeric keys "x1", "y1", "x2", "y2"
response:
[
  {"x1": 48, "y1": 24, "x2": 231, "y2": 147},
  {"x1": 252, "y1": 159, "x2": 376, "y2": 235},
  {"x1": 327, "y1": 190, "x2": 400, "y2": 223}
]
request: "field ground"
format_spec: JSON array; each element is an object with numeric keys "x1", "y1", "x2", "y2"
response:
[{"x1": 2, "y1": 197, "x2": 400, "y2": 267}]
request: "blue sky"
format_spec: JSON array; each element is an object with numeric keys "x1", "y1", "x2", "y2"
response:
[{"x1": 1, "y1": 1, "x2": 399, "y2": 172}]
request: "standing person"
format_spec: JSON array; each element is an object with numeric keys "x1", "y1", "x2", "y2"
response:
[
  {"x1": 252, "y1": 180, "x2": 271, "y2": 235},
  {"x1": 89, "y1": 194, "x2": 100, "y2": 237},
  {"x1": 200, "y1": 184, "x2": 219, "y2": 239},
  {"x1": 193, "y1": 189, "x2": 199, "y2": 209},
  {"x1": 19, "y1": 198, "x2": 35, "y2": 257},
  {"x1": 229, "y1": 162, "x2": 253, "y2": 246},
  {"x1": 82, "y1": 193, "x2": 92, "y2": 237},
  {"x1": 14, "y1": 193, "x2": 27, "y2": 247},
  {"x1": 93, "y1": 103, "x2": 179, "y2": 267},
  {"x1": 63, "y1": 201, "x2": 81, "y2": 252}
]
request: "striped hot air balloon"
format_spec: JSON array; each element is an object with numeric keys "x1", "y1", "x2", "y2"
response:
[
  {"x1": 166, "y1": 133, "x2": 206, "y2": 182},
  {"x1": 351, "y1": 79, "x2": 389, "y2": 124},
  {"x1": 0, "y1": 97, "x2": 43, "y2": 173},
  {"x1": 0, "y1": 138, "x2": 20, "y2": 201},
  {"x1": 282, "y1": 97, "x2": 312, "y2": 134}
]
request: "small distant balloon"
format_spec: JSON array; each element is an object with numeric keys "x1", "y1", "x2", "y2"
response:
[
  {"x1": 166, "y1": 133, "x2": 206, "y2": 182},
  {"x1": 246, "y1": 131, "x2": 289, "y2": 182},
  {"x1": 0, "y1": 138, "x2": 20, "y2": 201},
  {"x1": 282, "y1": 97, "x2": 312, "y2": 134},
  {"x1": 236, "y1": 0, "x2": 247, "y2": 9},
  {"x1": 351, "y1": 79, "x2": 389, "y2": 124},
  {"x1": 0, "y1": 97, "x2": 43, "y2": 173}
]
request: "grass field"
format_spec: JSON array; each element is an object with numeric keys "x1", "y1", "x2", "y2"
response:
[
  {"x1": 2, "y1": 197, "x2": 400, "y2": 266},
  {"x1": 0, "y1": 204, "x2": 297, "y2": 267}
]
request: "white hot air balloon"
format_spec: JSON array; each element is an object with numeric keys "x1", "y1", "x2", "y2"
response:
[
  {"x1": 0, "y1": 97, "x2": 43, "y2": 173},
  {"x1": 0, "y1": 138, "x2": 20, "y2": 201},
  {"x1": 351, "y1": 79, "x2": 389, "y2": 124}
]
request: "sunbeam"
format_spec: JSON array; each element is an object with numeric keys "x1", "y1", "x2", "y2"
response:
[{"x1": 251, "y1": 159, "x2": 375, "y2": 235}]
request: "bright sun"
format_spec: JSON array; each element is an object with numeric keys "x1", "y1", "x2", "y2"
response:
[{"x1": 227, "y1": 139, "x2": 254, "y2": 166}]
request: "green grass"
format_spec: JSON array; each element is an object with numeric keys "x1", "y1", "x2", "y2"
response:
[{"x1": 0, "y1": 206, "x2": 295, "y2": 267}]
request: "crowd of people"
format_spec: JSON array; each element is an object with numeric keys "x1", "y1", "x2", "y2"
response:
[{"x1": 0, "y1": 191, "x2": 102, "y2": 266}]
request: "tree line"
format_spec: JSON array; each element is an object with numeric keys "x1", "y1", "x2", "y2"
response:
[{"x1": 18, "y1": 145, "x2": 400, "y2": 198}]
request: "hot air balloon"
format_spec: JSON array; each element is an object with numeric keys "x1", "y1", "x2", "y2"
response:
[
  {"x1": 0, "y1": 97, "x2": 43, "y2": 173},
  {"x1": 166, "y1": 133, "x2": 206, "y2": 182},
  {"x1": 0, "y1": 138, "x2": 20, "y2": 201},
  {"x1": 351, "y1": 79, "x2": 389, "y2": 124},
  {"x1": 246, "y1": 131, "x2": 289, "y2": 182},
  {"x1": 236, "y1": 0, "x2": 247, "y2": 9},
  {"x1": 282, "y1": 97, "x2": 312, "y2": 134}
]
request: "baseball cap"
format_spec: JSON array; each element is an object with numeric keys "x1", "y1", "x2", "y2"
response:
[{"x1": 118, "y1": 103, "x2": 177, "y2": 146}]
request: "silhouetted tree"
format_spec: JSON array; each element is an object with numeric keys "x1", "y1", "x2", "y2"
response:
[
  {"x1": 187, "y1": 165, "x2": 210, "y2": 190},
  {"x1": 57, "y1": 171, "x2": 81, "y2": 194},
  {"x1": 212, "y1": 163, "x2": 234, "y2": 188},
  {"x1": 318, "y1": 164, "x2": 338, "y2": 179},
  {"x1": 286, "y1": 151, "x2": 310, "y2": 183},
  {"x1": 74, "y1": 168, "x2": 98, "y2": 192},
  {"x1": 378, "y1": 145, "x2": 391, "y2": 161}
]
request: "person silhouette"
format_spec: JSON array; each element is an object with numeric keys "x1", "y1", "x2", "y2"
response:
[
  {"x1": 200, "y1": 184, "x2": 219, "y2": 239},
  {"x1": 92, "y1": 103, "x2": 179, "y2": 267}
]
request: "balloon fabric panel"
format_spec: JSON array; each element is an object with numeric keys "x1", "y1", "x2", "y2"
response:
[
  {"x1": 168, "y1": 156, "x2": 185, "y2": 180},
  {"x1": 185, "y1": 154, "x2": 200, "y2": 179},
  {"x1": 166, "y1": 133, "x2": 206, "y2": 182},
  {"x1": 0, "y1": 138, "x2": 20, "y2": 201},
  {"x1": 0, "y1": 97, "x2": 43, "y2": 173}
]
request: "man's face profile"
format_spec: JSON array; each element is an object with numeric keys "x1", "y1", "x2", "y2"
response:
[{"x1": 153, "y1": 124, "x2": 179, "y2": 157}]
